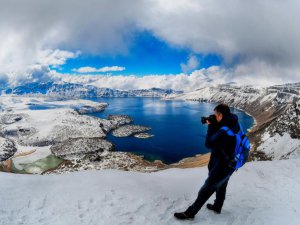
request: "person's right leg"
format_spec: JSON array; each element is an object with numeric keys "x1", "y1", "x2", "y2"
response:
[
  {"x1": 183, "y1": 170, "x2": 232, "y2": 217},
  {"x1": 215, "y1": 179, "x2": 228, "y2": 207},
  {"x1": 206, "y1": 180, "x2": 229, "y2": 213},
  {"x1": 174, "y1": 176, "x2": 216, "y2": 220}
]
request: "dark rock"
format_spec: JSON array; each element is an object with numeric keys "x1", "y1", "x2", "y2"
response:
[
  {"x1": 75, "y1": 103, "x2": 108, "y2": 114},
  {"x1": 133, "y1": 133, "x2": 154, "y2": 139},
  {"x1": 108, "y1": 115, "x2": 133, "y2": 127},
  {"x1": 50, "y1": 137, "x2": 115, "y2": 161},
  {"x1": 112, "y1": 125, "x2": 151, "y2": 137},
  {"x1": 0, "y1": 137, "x2": 17, "y2": 161},
  {"x1": 0, "y1": 114, "x2": 25, "y2": 124}
]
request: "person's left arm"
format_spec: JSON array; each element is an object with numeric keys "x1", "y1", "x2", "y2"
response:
[{"x1": 205, "y1": 123, "x2": 225, "y2": 149}]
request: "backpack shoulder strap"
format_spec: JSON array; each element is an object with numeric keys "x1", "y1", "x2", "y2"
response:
[
  {"x1": 220, "y1": 126, "x2": 235, "y2": 136},
  {"x1": 238, "y1": 122, "x2": 244, "y2": 134}
]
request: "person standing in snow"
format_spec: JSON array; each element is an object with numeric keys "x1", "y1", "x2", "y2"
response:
[{"x1": 174, "y1": 104, "x2": 240, "y2": 220}]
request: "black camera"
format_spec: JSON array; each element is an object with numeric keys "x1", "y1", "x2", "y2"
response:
[{"x1": 201, "y1": 114, "x2": 217, "y2": 124}]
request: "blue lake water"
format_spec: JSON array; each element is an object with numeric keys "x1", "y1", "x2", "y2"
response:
[
  {"x1": 88, "y1": 98, "x2": 254, "y2": 164},
  {"x1": 28, "y1": 104, "x2": 64, "y2": 110}
]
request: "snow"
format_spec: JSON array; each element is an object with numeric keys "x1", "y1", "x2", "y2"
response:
[
  {"x1": 168, "y1": 86, "x2": 277, "y2": 108},
  {"x1": 0, "y1": 96, "x2": 109, "y2": 146},
  {"x1": 0, "y1": 95, "x2": 107, "y2": 112},
  {"x1": 12, "y1": 144, "x2": 52, "y2": 170},
  {"x1": 0, "y1": 159, "x2": 299, "y2": 225},
  {"x1": 0, "y1": 96, "x2": 115, "y2": 173},
  {"x1": 112, "y1": 125, "x2": 151, "y2": 137},
  {"x1": 258, "y1": 132, "x2": 300, "y2": 159}
]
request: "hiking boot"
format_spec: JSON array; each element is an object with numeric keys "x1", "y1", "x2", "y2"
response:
[
  {"x1": 206, "y1": 203, "x2": 222, "y2": 214},
  {"x1": 174, "y1": 212, "x2": 195, "y2": 220}
]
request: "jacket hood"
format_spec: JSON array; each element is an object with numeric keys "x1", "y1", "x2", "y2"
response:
[{"x1": 220, "y1": 113, "x2": 240, "y2": 133}]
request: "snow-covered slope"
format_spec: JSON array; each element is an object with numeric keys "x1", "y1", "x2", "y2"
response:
[
  {"x1": 0, "y1": 96, "x2": 109, "y2": 146},
  {"x1": 168, "y1": 83, "x2": 300, "y2": 160},
  {"x1": 0, "y1": 159, "x2": 299, "y2": 225},
  {"x1": 257, "y1": 100, "x2": 300, "y2": 159}
]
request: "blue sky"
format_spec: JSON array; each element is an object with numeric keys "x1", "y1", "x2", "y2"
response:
[{"x1": 58, "y1": 31, "x2": 222, "y2": 76}]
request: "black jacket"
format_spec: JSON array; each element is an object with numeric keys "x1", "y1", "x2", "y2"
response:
[{"x1": 205, "y1": 113, "x2": 240, "y2": 175}]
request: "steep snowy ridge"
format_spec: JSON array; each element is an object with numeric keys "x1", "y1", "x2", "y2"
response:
[
  {"x1": 167, "y1": 83, "x2": 300, "y2": 160},
  {"x1": 257, "y1": 99, "x2": 300, "y2": 159}
]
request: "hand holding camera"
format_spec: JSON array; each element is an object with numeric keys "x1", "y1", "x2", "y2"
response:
[{"x1": 201, "y1": 114, "x2": 217, "y2": 125}]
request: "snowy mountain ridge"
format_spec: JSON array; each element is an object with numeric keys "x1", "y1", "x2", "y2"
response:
[{"x1": 4, "y1": 82, "x2": 183, "y2": 98}]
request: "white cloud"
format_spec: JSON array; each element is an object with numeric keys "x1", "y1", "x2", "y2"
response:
[
  {"x1": 4, "y1": 65, "x2": 55, "y2": 87},
  {"x1": 0, "y1": 47, "x2": 79, "y2": 87},
  {"x1": 140, "y1": 0, "x2": 300, "y2": 67},
  {"x1": 51, "y1": 66, "x2": 237, "y2": 92},
  {"x1": 53, "y1": 60, "x2": 296, "y2": 91},
  {"x1": 73, "y1": 66, "x2": 126, "y2": 73},
  {"x1": 37, "y1": 49, "x2": 80, "y2": 68},
  {"x1": 2, "y1": 60, "x2": 294, "y2": 91},
  {"x1": 180, "y1": 55, "x2": 199, "y2": 73},
  {"x1": 1, "y1": 0, "x2": 300, "y2": 87}
]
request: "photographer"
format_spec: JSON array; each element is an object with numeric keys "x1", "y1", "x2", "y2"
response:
[{"x1": 174, "y1": 104, "x2": 240, "y2": 220}]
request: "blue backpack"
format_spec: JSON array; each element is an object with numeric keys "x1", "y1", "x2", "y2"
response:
[{"x1": 220, "y1": 123, "x2": 251, "y2": 170}]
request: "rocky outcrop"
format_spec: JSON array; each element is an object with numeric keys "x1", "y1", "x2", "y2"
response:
[
  {"x1": 133, "y1": 133, "x2": 154, "y2": 139},
  {"x1": 44, "y1": 151, "x2": 168, "y2": 174},
  {"x1": 48, "y1": 111, "x2": 108, "y2": 142},
  {"x1": 0, "y1": 137, "x2": 17, "y2": 161},
  {"x1": 50, "y1": 137, "x2": 115, "y2": 161},
  {"x1": 255, "y1": 100, "x2": 300, "y2": 160},
  {"x1": 74, "y1": 103, "x2": 108, "y2": 114},
  {"x1": 2, "y1": 126, "x2": 38, "y2": 145},
  {"x1": 0, "y1": 113, "x2": 25, "y2": 124},
  {"x1": 112, "y1": 125, "x2": 151, "y2": 137},
  {"x1": 108, "y1": 115, "x2": 133, "y2": 128},
  {"x1": 265, "y1": 100, "x2": 300, "y2": 139}
]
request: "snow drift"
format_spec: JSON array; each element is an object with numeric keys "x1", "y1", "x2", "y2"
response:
[{"x1": 0, "y1": 159, "x2": 299, "y2": 225}]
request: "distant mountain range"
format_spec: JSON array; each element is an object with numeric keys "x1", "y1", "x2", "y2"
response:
[{"x1": 3, "y1": 82, "x2": 183, "y2": 98}]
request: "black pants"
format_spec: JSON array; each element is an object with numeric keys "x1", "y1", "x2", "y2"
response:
[{"x1": 185, "y1": 165, "x2": 235, "y2": 216}]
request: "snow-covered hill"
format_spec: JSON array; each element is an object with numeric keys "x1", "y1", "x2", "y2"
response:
[
  {"x1": 4, "y1": 82, "x2": 182, "y2": 98},
  {"x1": 0, "y1": 159, "x2": 299, "y2": 225},
  {"x1": 167, "y1": 83, "x2": 300, "y2": 160}
]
